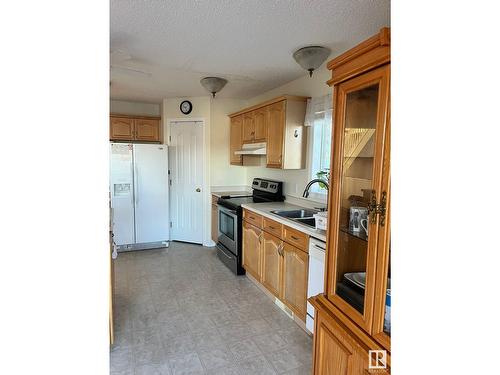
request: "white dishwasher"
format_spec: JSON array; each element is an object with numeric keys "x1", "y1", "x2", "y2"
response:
[{"x1": 306, "y1": 237, "x2": 326, "y2": 333}]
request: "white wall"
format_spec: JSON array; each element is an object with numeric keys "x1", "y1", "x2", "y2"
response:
[
  {"x1": 243, "y1": 65, "x2": 332, "y2": 203},
  {"x1": 110, "y1": 100, "x2": 161, "y2": 116},
  {"x1": 210, "y1": 98, "x2": 247, "y2": 189}
]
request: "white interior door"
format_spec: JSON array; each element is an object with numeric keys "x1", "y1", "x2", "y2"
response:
[
  {"x1": 110, "y1": 144, "x2": 135, "y2": 245},
  {"x1": 169, "y1": 120, "x2": 204, "y2": 244},
  {"x1": 133, "y1": 144, "x2": 169, "y2": 244}
]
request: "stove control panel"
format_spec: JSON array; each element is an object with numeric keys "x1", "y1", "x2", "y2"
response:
[{"x1": 252, "y1": 178, "x2": 282, "y2": 195}]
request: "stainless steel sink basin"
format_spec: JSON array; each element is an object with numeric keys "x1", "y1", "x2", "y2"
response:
[
  {"x1": 294, "y1": 217, "x2": 316, "y2": 228},
  {"x1": 270, "y1": 209, "x2": 318, "y2": 219}
]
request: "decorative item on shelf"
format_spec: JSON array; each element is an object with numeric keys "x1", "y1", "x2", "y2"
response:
[
  {"x1": 349, "y1": 206, "x2": 368, "y2": 233},
  {"x1": 293, "y1": 46, "x2": 331, "y2": 77},
  {"x1": 180, "y1": 100, "x2": 193, "y2": 115},
  {"x1": 200, "y1": 77, "x2": 228, "y2": 98}
]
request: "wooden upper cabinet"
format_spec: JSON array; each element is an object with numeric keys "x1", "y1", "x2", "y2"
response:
[
  {"x1": 228, "y1": 95, "x2": 308, "y2": 169},
  {"x1": 261, "y1": 232, "x2": 283, "y2": 299},
  {"x1": 230, "y1": 115, "x2": 243, "y2": 165},
  {"x1": 110, "y1": 117, "x2": 135, "y2": 140},
  {"x1": 282, "y1": 243, "x2": 308, "y2": 320},
  {"x1": 135, "y1": 118, "x2": 160, "y2": 141},
  {"x1": 242, "y1": 112, "x2": 256, "y2": 143},
  {"x1": 110, "y1": 115, "x2": 161, "y2": 142},
  {"x1": 242, "y1": 221, "x2": 262, "y2": 281},
  {"x1": 253, "y1": 107, "x2": 268, "y2": 142},
  {"x1": 266, "y1": 101, "x2": 286, "y2": 168}
]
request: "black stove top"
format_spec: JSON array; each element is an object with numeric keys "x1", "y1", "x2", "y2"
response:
[
  {"x1": 217, "y1": 196, "x2": 269, "y2": 210},
  {"x1": 217, "y1": 178, "x2": 284, "y2": 211}
]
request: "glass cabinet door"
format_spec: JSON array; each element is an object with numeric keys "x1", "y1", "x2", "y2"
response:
[{"x1": 327, "y1": 64, "x2": 390, "y2": 333}]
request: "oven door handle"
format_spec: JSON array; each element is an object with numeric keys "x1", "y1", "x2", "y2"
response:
[{"x1": 218, "y1": 205, "x2": 237, "y2": 216}]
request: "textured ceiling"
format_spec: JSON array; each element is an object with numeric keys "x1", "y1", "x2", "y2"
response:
[{"x1": 110, "y1": 0, "x2": 390, "y2": 103}]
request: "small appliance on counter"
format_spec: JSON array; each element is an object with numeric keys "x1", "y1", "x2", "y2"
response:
[
  {"x1": 313, "y1": 211, "x2": 328, "y2": 230},
  {"x1": 216, "y1": 178, "x2": 284, "y2": 275}
]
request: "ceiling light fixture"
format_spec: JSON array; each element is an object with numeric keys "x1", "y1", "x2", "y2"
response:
[
  {"x1": 293, "y1": 46, "x2": 331, "y2": 77},
  {"x1": 200, "y1": 77, "x2": 228, "y2": 98}
]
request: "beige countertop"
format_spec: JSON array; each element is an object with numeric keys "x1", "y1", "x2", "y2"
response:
[
  {"x1": 241, "y1": 201, "x2": 327, "y2": 242},
  {"x1": 211, "y1": 191, "x2": 252, "y2": 198}
]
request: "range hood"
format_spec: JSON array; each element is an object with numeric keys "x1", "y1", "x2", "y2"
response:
[{"x1": 234, "y1": 142, "x2": 267, "y2": 155}]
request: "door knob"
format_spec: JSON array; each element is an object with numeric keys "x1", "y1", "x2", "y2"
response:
[{"x1": 196, "y1": 188, "x2": 201, "y2": 192}]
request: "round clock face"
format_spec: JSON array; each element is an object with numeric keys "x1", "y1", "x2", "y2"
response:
[{"x1": 180, "y1": 100, "x2": 193, "y2": 115}]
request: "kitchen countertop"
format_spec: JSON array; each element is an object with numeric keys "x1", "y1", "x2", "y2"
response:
[
  {"x1": 241, "y1": 202, "x2": 327, "y2": 242},
  {"x1": 211, "y1": 191, "x2": 252, "y2": 198}
]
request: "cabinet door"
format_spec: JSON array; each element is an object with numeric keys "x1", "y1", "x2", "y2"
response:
[
  {"x1": 326, "y1": 64, "x2": 390, "y2": 333},
  {"x1": 266, "y1": 101, "x2": 285, "y2": 168},
  {"x1": 253, "y1": 107, "x2": 268, "y2": 142},
  {"x1": 110, "y1": 117, "x2": 134, "y2": 140},
  {"x1": 313, "y1": 311, "x2": 372, "y2": 375},
  {"x1": 242, "y1": 221, "x2": 262, "y2": 280},
  {"x1": 135, "y1": 118, "x2": 160, "y2": 141},
  {"x1": 211, "y1": 204, "x2": 219, "y2": 243},
  {"x1": 282, "y1": 243, "x2": 308, "y2": 320},
  {"x1": 230, "y1": 115, "x2": 243, "y2": 165},
  {"x1": 261, "y1": 232, "x2": 283, "y2": 298},
  {"x1": 242, "y1": 112, "x2": 255, "y2": 143}
]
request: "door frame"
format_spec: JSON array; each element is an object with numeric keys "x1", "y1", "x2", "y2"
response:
[{"x1": 166, "y1": 118, "x2": 211, "y2": 246}]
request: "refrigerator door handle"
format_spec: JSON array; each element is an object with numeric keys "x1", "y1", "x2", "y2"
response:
[{"x1": 134, "y1": 164, "x2": 139, "y2": 205}]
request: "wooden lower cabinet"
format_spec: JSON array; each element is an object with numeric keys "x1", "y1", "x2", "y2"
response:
[
  {"x1": 311, "y1": 295, "x2": 390, "y2": 375},
  {"x1": 242, "y1": 209, "x2": 309, "y2": 322},
  {"x1": 282, "y1": 243, "x2": 308, "y2": 320},
  {"x1": 314, "y1": 311, "x2": 368, "y2": 375},
  {"x1": 261, "y1": 232, "x2": 283, "y2": 298},
  {"x1": 242, "y1": 221, "x2": 262, "y2": 280},
  {"x1": 211, "y1": 204, "x2": 218, "y2": 244}
]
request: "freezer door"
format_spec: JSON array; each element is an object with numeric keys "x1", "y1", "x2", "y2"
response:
[
  {"x1": 110, "y1": 143, "x2": 135, "y2": 245},
  {"x1": 133, "y1": 144, "x2": 169, "y2": 243}
]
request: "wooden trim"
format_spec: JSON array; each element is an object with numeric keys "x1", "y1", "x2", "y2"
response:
[
  {"x1": 228, "y1": 95, "x2": 309, "y2": 118},
  {"x1": 371, "y1": 92, "x2": 391, "y2": 351},
  {"x1": 326, "y1": 27, "x2": 390, "y2": 86},
  {"x1": 110, "y1": 113, "x2": 161, "y2": 120}
]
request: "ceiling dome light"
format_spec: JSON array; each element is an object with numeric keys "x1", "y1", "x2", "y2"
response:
[
  {"x1": 293, "y1": 46, "x2": 331, "y2": 77},
  {"x1": 200, "y1": 77, "x2": 228, "y2": 98}
]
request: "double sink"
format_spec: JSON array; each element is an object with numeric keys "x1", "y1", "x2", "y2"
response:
[{"x1": 270, "y1": 209, "x2": 319, "y2": 228}]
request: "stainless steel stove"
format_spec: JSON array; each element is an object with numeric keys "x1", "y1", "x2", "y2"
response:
[{"x1": 216, "y1": 178, "x2": 284, "y2": 275}]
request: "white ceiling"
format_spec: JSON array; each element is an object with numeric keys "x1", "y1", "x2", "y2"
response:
[{"x1": 110, "y1": 0, "x2": 390, "y2": 103}]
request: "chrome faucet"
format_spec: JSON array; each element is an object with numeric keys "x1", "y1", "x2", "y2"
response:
[{"x1": 302, "y1": 178, "x2": 329, "y2": 198}]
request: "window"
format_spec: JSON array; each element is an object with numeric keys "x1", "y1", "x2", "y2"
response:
[{"x1": 306, "y1": 95, "x2": 333, "y2": 195}]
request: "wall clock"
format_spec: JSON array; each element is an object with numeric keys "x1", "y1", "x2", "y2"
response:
[{"x1": 180, "y1": 100, "x2": 193, "y2": 115}]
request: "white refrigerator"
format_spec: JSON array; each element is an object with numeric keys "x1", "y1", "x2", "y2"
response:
[{"x1": 110, "y1": 143, "x2": 169, "y2": 251}]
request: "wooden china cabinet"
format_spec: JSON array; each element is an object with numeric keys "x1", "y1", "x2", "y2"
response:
[{"x1": 309, "y1": 27, "x2": 391, "y2": 374}]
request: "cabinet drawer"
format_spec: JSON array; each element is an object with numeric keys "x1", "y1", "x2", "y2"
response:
[
  {"x1": 212, "y1": 194, "x2": 219, "y2": 205},
  {"x1": 283, "y1": 225, "x2": 309, "y2": 251},
  {"x1": 243, "y1": 210, "x2": 263, "y2": 228},
  {"x1": 263, "y1": 217, "x2": 283, "y2": 238}
]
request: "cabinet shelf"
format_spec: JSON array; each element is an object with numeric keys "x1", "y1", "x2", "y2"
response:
[{"x1": 340, "y1": 226, "x2": 368, "y2": 242}]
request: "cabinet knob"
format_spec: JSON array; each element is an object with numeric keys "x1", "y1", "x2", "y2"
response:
[{"x1": 196, "y1": 188, "x2": 201, "y2": 192}]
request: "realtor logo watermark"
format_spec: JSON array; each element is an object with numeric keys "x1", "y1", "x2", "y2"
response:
[{"x1": 368, "y1": 350, "x2": 387, "y2": 369}]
